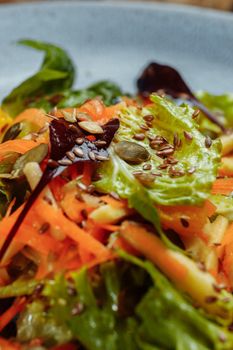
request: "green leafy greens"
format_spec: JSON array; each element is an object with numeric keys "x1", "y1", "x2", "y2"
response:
[
  {"x1": 95, "y1": 95, "x2": 221, "y2": 206},
  {"x1": 17, "y1": 254, "x2": 233, "y2": 350},
  {"x1": 2, "y1": 40, "x2": 75, "y2": 116}
]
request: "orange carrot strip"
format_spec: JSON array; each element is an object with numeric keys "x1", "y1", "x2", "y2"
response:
[
  {"x1": 211, "y1": 178, "x2": 233, "y2": 195},
  {"x1": 0, "y1": 297, "x2": 26, "y2": 332},
  {"x1": 0, "y1": 140, "x2": 43, "y2": 159},
  {"x1": 82, "y1": 163, "x2": 93, "y2": 186},
  {"x1": 0, "y1": 338, "x2": 21, "y2": 350},
  {"x1": 120, "y1": 221, "x2": 187, "y2": 283},
  {"x1": 14, "y1": 108, "x2": 51, "y2": 128},
  {"x1": 35, "y1": 200, "x2": 108, "y2": 256},
  {"x1": 5, "y1": 198, "x2": 16, "y2": 218}
]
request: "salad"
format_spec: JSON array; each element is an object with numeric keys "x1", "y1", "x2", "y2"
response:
[{"x1": 0, "y1": 40, "x2": 233, "y2": 350}]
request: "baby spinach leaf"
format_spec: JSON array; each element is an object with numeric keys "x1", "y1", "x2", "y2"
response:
[{"x1": 2, "y1": 40, "x2": 75, "y2": 117}]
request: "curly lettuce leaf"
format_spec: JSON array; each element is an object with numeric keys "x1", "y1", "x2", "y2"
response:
[
  {"x1": 2, "y1": 40, "x2": 75, "y2": 117},
  {"x1": 95, "y1": 95, "x2": 221, "y2": 206}
]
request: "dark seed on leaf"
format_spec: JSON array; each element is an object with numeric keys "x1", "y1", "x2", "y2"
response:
[
  {"x1": 140, "y1": 124, "x2": 149, "y2": 131},
  {"x1": 133, "y1": 172, "x2": 156, "y2": 186},
  {"x1": 143, "y1": 164, "x2": 152, "y2": 171},
  {"x1": 58, "y1": 159, "x2": 73, "y2": 166},
  {"x1": 205, "y1": 136, "x2": 212, "y2": 148},
  {"x1": 133, "y1": 133, "x2": 145, "y2": 141},
  {"x1": 183, "y1": 131, "x2": 193, "y2": 141},
  {"x1": 115, "y1": 141, "x2": 150, "y2": 164},
  {"x1": 143, "y1": 115, "x2": 154, "y2": 122},
  {"x1": 192, "y1": 109, "x2": 200, "y2": 119}
]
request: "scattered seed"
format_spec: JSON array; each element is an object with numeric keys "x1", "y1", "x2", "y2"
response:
[
  {"x1": 77, "y1": 182, "x2": 87, "y2": 191},
  {"x1": 95, "y1": 154, "x2": 109, "y2": 161},
  {"x1": 192, "y1": 109, "x2": 200, "y2": 119},
  {"x1": 140, "y1": 124, "x2": 149, "y2": 131},
  {"x1": 58, "y1": 159, "x2": 73, "y2": 166},
  {"x1": 73, "y1": 147, "x2": 84, "y2": 158},
  {"x1": 133, "y1": 133, "x2": 145, "y2": 141},
  {"x1": 159, "y1": 144, "x2": 174, "y2": 151},
  {"x1": 180, "y1": 218, "x2": 189, "y2": 228},
  {"x1": 38, "y1": 123, "x2": 49, "y2": 135},
  {"x1": 76, "y1": 137, "x2": 84, "y2": 145},
  {"x1": 115, "y1": 141, "x2": 150, "y2": 164},
  {"x1": 132, "y1": 171, "x2": 143, "y2": 176},
  {"x1": 151, "y1": 172, "x2": 162, "y2": 177},
  {"x1": 71, "y1": 302, "x2": 85, "y2": 316},
  {"x1": 183, "y1": 131, "x2": 193, "y2": 141},
  {"x1": 167, "y1": 156, "x2": 178, "y2": 165},
  {"x1": 147, "y1": 134, "x2": 156, "y2": 141},
  {"x1": 146, "y1": 121, "x2": 153, "y2": 128},
  {"x1": 205, "y1": 296, "x2": 218, "y2": 304},
  {"x1": 47, "y1": 159, "x2": 59, "y2": 168},
  {"x1": 133, "y1": 172, "x2": 156, "y2": 186},
  {"x1": 38, "y1": 222, "x2": 50, "y2": 234},
  {"x1": 66, "y1": 151, "x2": 75, "y2": 161},
  {"x1": 43, "y1": 196, "x2": 53, "y2": 205},
  {"x1": 143, "y1": 163, "x2": 152, "y2": 171},
  {"x1": 143, "y1": 114, "x2": 154, "y2": 122},
  {"x1": 157, "y1": 163, "x2": 169, "y2": 170},
  {"x1": 173, "y1": 133, "x2": 178, "y2": 148},
  {"x1": 78, "y1": 121, "x2": 104, "y2": 134},
  {"x1": 95, "y1": 140, "x2": 107, "y2": 147},
  {"x1": 77, "y1": 112, "x2": 92, "y2": 121},
  {"x1": 156, "y1": 148, "x2": 174, "y2": 158},
  {"x1": 34, "y1": 283, "x2": 44, "y2": 294},
  {"x1": 88, "y1": 151, "x2": 96, "y2": 161},
  {"x1": 205, "y1": 136, "x2": 212, "y2": 148},
  {"x1": 86, "y1": 184, "x2": 95, "y2": 193},
  {"x1": 169, "y1": 166, "x2": 185, "y2": 177},
  {"x1": 110, "y1": 192, "x2": 120, "y2": 200}
]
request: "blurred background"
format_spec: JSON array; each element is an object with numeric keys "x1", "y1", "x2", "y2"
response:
[{"x1": 0, "y1": 0, "x2": 232, "y2": 11}]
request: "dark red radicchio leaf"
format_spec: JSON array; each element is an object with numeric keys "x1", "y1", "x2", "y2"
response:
[
  {"x1": 0, "y1": 118, "x2": 119, "y2": 261},
  {"x1": 137, "y1": 62, "x2": 225, "y2": 131}
]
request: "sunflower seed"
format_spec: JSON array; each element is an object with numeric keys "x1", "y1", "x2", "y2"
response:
[
  {"x1": 76, "y1": 137, "x2": 84, "y2": 145},
  {"x1": 66, "y1": 151, "x2": 76, "y2": 161},
  {"x1": 94, "y1": 140, "x2": 107, "y2": 147},
  {"x1": 58, "y1": 159, "x2": 73, "y2": 166},
  {"x1": 73, "y1": 147, "x2": 84, "y2": 158},
  {"x1": 95, "y1": 154, "x2": 109, "y2": 161},
  {"x1": 88, "y1": 151, "x2": 96, "y2": 161}
]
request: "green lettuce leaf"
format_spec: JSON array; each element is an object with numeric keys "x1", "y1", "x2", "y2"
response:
[
  {"x1": 198, "y1": 92, "x2": 233, "y2": 128},
  {"x1": 2, "y1": 40, "x2": 75, "y2": 117},
  {"x1": 95, "y1": 95, "x2": 221, "y2": 206},
  {"x1": 210, "y1": 194, "x2": 233, "y2": 222}
]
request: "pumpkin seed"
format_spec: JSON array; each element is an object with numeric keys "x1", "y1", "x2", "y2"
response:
[
  {"x1": 78, "y1": 121, "x2": 104, "y2": 134},
  {"x1": 2, "y1": 123, "x2": 22, "y2": 143},
  {"x1": 114, "y1": 141, "x2": 150, "y2": 164},
  {"x1": 133, "y1": 172, "x2": 156, "y2": 186},
  {"x1": 12, "y1": 144, "x2": 49, "y2": 178},
  {"x1": 62, "y1": 110, "x2": 77, "y2": 123}
]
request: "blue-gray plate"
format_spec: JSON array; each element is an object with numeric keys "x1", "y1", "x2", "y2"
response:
[{"x1": 0, "y1": 1, "x2": 232, "y2": 99}]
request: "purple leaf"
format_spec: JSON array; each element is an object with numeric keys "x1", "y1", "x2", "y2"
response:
[
  {"x1": 137, "y1": 62, "x2": 225, "y2": 131},
  {"x1": 0, "y1": 118, "x2": 119, "y2": 261}
]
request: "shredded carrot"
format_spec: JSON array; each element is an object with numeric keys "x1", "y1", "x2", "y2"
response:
[
  {"x1": 211, "y1": 178, "x2": 233, "y2": 195},
  {"x1": 14, "y1": 108, "x2": 51, "y2": 128},
  {"x1": 79, "y1": 99, "x2": 105, "y2": 121},
  {"x1": 0, "y1": 338, "x2": 21, "y2": 350},
  {"x1": 0, "y1": 140, "x2": 44, "y2": 160},
  {"x1": 60, "y1": 191, "x2": 88, "y2": 223},
  {"x1": 158, "y1": 200, "x2": 216, "y2": 241},
  {"x1": 5, "y1": 198, "x2": 16, "y2": 218},
  {"x1": 120, "y1": 221, "x2": 187, "y2": 283},
  {"x1": 0, "y1": 297, "x2": 26, "y2": 332},
  {"x1": 35, "y1": 200, "x2": 108, "y2": 257}
]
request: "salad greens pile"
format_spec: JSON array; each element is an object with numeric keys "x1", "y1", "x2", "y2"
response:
[{"x1": 0, "y1": 40, "x2": 233, "y2": 350}]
